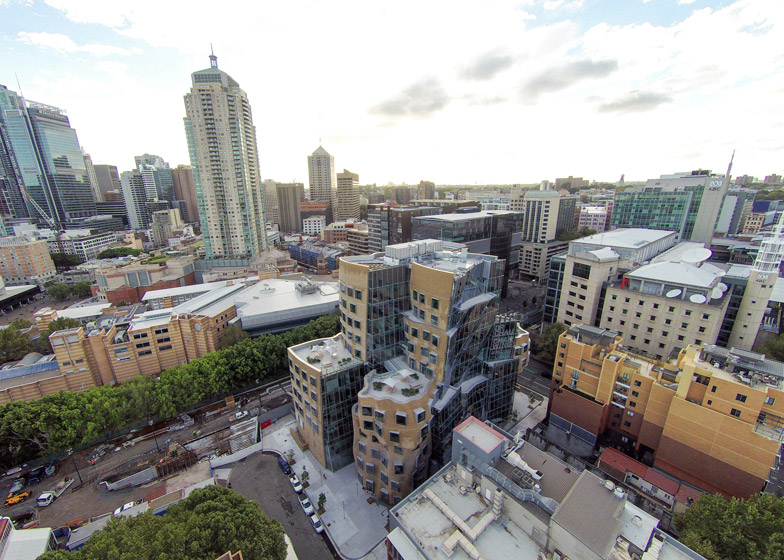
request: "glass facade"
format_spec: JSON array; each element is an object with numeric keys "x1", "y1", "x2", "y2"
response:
[
  {"x1": 321, "y1": 362, "x2": 366, "y2": 471},
  {"x1": 611, "y1": 188, "x2": 703, "y2": 240},
  {"x1": 543, "y1": 255, "x2": 566, "y2": 324}
]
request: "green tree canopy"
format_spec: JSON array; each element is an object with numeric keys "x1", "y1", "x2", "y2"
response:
[
  {"x1": 47, "y1": 283, "x2": 72, "y2": 301},
  {"x1": 48, "y1": 317, "x2": 82, "y2": 334},
  {"x1": 97, "y1": 247, "x2": 145, "y2": 259},
  {"x1": 49, "y1": 253, "x2": 84, "y2": 270},
  {"x1": 0, "y1": 325, "x2": 32, "y2": 364},
  {"x1": 674, "y1": 493, "x2": 784, "y2": 560},
  {"x1": 217, "y1": 324, "x2": 249, "y2": 350},
  {"x1": 556, "y1": 226, "x2": 597, "y2": 242},
  {"x1": 0, "y1": 313, "x2": 341, "y2": 467},
  {"x1": 532, "y1": 322, "x2": 567, "y2": 364},
  {"x1": 38, "y1": 486, "x2": 286, "y2": 560},
  {"x1": 756, "y1": 334, "x2": 784, "y2": 362}
]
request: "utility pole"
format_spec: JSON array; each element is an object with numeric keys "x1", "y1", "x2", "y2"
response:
[{"x1": 71, "y1": 455, "x2": 83, "y2": 485}]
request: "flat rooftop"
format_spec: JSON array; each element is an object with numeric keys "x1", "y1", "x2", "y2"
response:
[
  {"x1": 454, "y1": 417, "x2": 505, "y2": 454},
  {"x1": 571, "y1": 228, "x2": 676, "y2": 249},
  {"x1": 289, "y1": 334, "x2": 356, "y2": 373},
  {"x1": 141, "y1": 279, "x2": 242, "y2": 301},
  {"x1": 361, "y1": 357, "x2": 432, "y2": 404},
  {"x1": 393, "y1": 464, "x2": 543, "y2": 560}
]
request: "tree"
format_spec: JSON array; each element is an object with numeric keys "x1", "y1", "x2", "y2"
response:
[
  {"x1": 97, "y1": 247, "x2": 145, "y2": 259},
  {"x1": 217, "y1": 324, "x2": 249, "y2": 350},
  {"x1": 317, "y1": 492, "x2": 327, "y2": 511},
  {"x1": 10, "y1": 319, "x2": 31, "y2": 329},
  {"x1": 39, "y1": 486, "x2": 286, "y2": 560},
  {"x1": 0, "y1": 326, "x2": 32, "y2": 364},
  {"x1": 71, "y1": 281, "x2": 93, "y2": 298},
  {"x1": 48, "y1": 317, "x2": 81, "y2": 334},
  {"x1": 756, "y1": 334, "x2": 784, "y2": 362},
  {"x1": 47, "y1": 283, "x2": 73, "y2": 301},
  {"x1": 532, "y1": 322, "x2": 567, "y2": 363},
  {"x1": 556, "y1": 226, "x2": 597, "y2": 242},
  {"x1": 49, "y1": 253, "x2": 83, "y2": 270},
  {"x1": 674, "y1": 493, "x2": 784, "y2": 560}
]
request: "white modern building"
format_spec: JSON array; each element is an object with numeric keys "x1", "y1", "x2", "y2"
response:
[{"x1": 303, "y1": 215, "x2": 326, "y2": 236}]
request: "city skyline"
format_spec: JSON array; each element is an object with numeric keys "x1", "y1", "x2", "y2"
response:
[{"x1": 2, "y1": 0, "x2": 782, "y2": 184}]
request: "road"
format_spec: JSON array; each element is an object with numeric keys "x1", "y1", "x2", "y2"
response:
[
  {"x1": 230, "y1": 454, "x2": 333, "y2": 560},
  {"x1": 517, "y1": 357, "x2": 554, "y2": 397},
  {"x1": 0, "y1": 380, "x2": 293, "y2": 527}
]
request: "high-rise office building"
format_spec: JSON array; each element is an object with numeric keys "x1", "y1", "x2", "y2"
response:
[
  {"x1": 135, "y1": 154, "x2": 174, "y2": 203},
  {"x1": 183, "y1": 52, "x2": 267, "y2": 258},
  {"x1": 82, "y1": 152, "x2": 102, "y2": 203},
  {"x1": 262, "y1": 179, "x2": 278, "y2": 223},
  {"x1": 416, "y1": 180, "x2": 435, "y2": 200},
  {"x1": 335, "y1": 169, "x2": 360, "y2": 221},
  {"x1": 120, "y1": 170, "x2": 149, "y2": 230},
  {"x1": 93, "y1": 164, "x2": 122, "y2": 200},
  {"x1": 611, "y1": 168, "x2": 732, "y2": 244},
  {"x1": 0, "y1": 84, "x2": 96, "y2": 228},
  {"x1": 171, "y1": 165, "x2": 198, "y2": 224},
  {"x1": 275, "y1": 182, "x2": 304, "y2": 233},
  {"x1": 308, "y1": 146, "x2": 336, "y2": 204}
]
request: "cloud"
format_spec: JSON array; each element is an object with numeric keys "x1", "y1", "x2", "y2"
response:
[
  {"x1": 459, "y1": 50, "x2": 515, "y2": 81},
  {"x1": 520, "y1": 58, "x2": 618, "y2": 101},
  {"x1": 678, "y1": 0, "x2": 697, "y2": 4},
  {"x1": 16, "y1": 31, "x2": 139, "y2": 57},
  {"x1": 597, "y1": 91, "x2": 673, "y2": 113},
  {"x1": 371, "y1": 77, "x2": 450, "y2": 119},
  {"x1": 543, "y1": 0, "x2": 584, "y2": 10}
]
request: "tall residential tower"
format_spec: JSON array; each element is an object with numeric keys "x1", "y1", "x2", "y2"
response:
[
  {"x1": 183, "y1": 53, "x2": 267, "y2": 258},
  {"x1": 308, "y1": 146, "x2": 336, "y2": 204}
]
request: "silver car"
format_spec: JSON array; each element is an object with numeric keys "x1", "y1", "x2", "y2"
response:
[
  {"x1": 310, "y1": 513, "x2": 324, "y2": 534},
  {"x1": 300, "y1": 497, "x2": 314, "y2": 515}
]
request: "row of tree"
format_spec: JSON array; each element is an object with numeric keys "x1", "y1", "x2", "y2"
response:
[
  {"x1": 40, "y1": 485, "x2": 287, "y2": 560},
  {"x1": 0, "y1": 314, "x2": 340, "y2": 468},
  {"x1": 47, "y1": 281, "x2": 92, "y2": 301},
  {"x1": 97, "y1": 247, "x2": 146, "y2": 259}
]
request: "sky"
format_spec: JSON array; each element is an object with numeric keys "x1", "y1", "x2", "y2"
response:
[{"x1": 1, "y1": 0, "x2": 782, "y2": 185}]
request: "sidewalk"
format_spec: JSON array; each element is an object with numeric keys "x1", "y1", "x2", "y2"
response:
[{"x1": 262, "y1": 415, "x2": 390, "y2": 559}]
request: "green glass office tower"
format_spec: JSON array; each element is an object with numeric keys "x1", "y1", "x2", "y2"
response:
[{"x1": 0, "y1": 84, "x2": 96, "y2": 228}]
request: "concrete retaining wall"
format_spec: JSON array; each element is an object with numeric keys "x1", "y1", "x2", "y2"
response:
[
  {"x1": 103, "y1": 467, "x2": 158, "y2": 491},
  {"x1": 209, "y1": 441, "x2": 264, "y2": 468}
]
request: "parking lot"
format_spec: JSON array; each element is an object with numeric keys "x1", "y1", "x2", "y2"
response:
[{"x1": 229, "y1": 454, "x2": 333, "y2": 560}]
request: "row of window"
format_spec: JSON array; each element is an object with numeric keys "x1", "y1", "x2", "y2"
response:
[
  {"x1": 609, "y1": 295, "x2": 711, "y2": 319},
  {"x1": 360, "y1": 407, "x2": 426, "y2": 425},
  {"x1": 412, "y1": 290, "x2": 439, "y2": 311},
  {"x1": 405, "y1": 324, "x2": 440, "y2": 347}
]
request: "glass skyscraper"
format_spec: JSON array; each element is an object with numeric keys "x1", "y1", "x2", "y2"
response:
[{"x1": 0, "y1": 84, "x2": 95, "y2": 228}]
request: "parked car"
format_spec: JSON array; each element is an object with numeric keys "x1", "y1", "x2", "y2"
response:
[
  {"x1": 277, "y1": 457, "x2": 292, "y2": 475},
  {"x1": 9, "y1": 478, "x2": 26, "y2": 494},
  {"x1": 289, "y1": 474, "x2": 303, "y2": 494},
  {"x1": 4, "y1": 492, "x2": 29, "y2": 507},
  {"x1": 310, "y1": 513, "x2": 324, "y2": 534},
  {"x1": 300, "y1": 497, "x2": 314, "y2": 516},
  {"x1": 234, "y1": 411, "x2": 248, "y2": 421},
  {"x1": 27, "y1": 467, "x2": 45, "y2": 486},
  {"x1": 113, "y1": 501, "x2": 135, "y2": 516}
]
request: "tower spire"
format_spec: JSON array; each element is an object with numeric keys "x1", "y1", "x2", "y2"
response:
[
  {"x1": 726, "y1": 149, "x2": 735, "y2": 179},
  {"x1": 209, "y1": 44, "x2": 218, "y2": 69}
]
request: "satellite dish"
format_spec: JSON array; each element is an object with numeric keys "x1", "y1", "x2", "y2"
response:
[
  {"x1": 690, "y1": 294, "x2": 707, "y2": 304},
  {"x1": 718, "y1": 282, "x2": 728, "y2": 292},
  {"x1": 666, "y1": 289, "x2": 682, "y2": 298},
  {"x1": 681, "y1": 248, "x2": 713, "y2": 264},
  {"x1": 711, "y1": 287, "x2": 723, "y2": 299}
]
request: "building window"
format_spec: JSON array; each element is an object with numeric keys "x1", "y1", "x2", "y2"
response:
[
  {"x1": 706, "y1": 399, "x2": 712, "y2": 406},
  {"x1": 412, "y1": 290, "x2": 418, "y2": 301},
  {"x1": 396, "y1": 412, "x2": 407, "y2": 426},
  {"x1": 394, "y1": 462, "x2": 404, "y2": 475},
  {"x1": 572, "y1": 262, "x2": 591, "y2": 279},
  {"x1": 632, "y1": 391, "x2": 639, "y2": 398},
  {"x1": 366, "y1": 463, "x2": 375, "y2": 474},
  {"x1": 628, "y1": 401, "x2": 636, "y2": 408},
  {"x1": 371, "y1": 448, "x2": 381, "y2": 459},
  {"x1": 362, "y1": 406, "x2": 372, "y2": 416},
  {"x1": 358, "y1": 441, "x2": 366, "y2": 454},
  {"x1": 623, "y1": 421, "x2": 632, "y2": 427},
  {"x1": 431, "y1": 298, "x2": 439, "y2": 309},
  {"x1": 375, "y1": 410, "x2": 385, "y2": 423},
  {"x1": 394, "y1": 446, "x2": 403, "y2": 455},
  {"x1": 350, "y1": 303, "x2": 357, "y2": 313},
  {"x1": 363, "y1": 420, "x2": 373, "y2": 430},
  {"x1": 355, "y1": 290, "x2": 362, "y2": 301},
  {"x1": 730, "y1": 408, "x2": 741, "y2": 418},
  {"x1": 431, "y1": 315, "x2": 438, "y2": 326},
  {"x1": 765, "y1": 397, "x2": 776, "y2": 405},
  {"x1": 736, "y1": 393, "x2": 747, "y2": 403},
  {"x1": 411, "y1": 327, "x2": 418, "y2": 338},
  {"x1": 634, "y1": 380, "x2": 641, "y2": 387},
  {"x1": 431, "y1": 335, "x2": 439, "y2": 347},
  {"x1": 571, "y1": 370, "x2": 579, "y2": 380},
  {"x1": 711, "y1": 385, "x2": 717, "y2": 393},
  {"x1": 422, "y1": 331, "x2": 430, "y2": 342},
  {"x1": 390, "y1": 432, "x2": 400, "y2": 443}
]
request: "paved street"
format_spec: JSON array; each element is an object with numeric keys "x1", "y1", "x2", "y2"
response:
[
  {"x1": 517, "y1": 357, "x2": 554, "y2": 397},
  {"x1": 230, "y1": 454, "x2": 333, "y2": 560}
]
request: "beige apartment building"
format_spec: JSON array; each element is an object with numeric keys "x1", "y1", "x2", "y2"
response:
[
  {"x1": 183, "y1": 53, "x2": 267, "y2": 258},
  {"x1": 0, "y1": 237, "x2": 56, "y2": 286},
  {"x1": 335, "y1": 169, "x2": 360, "y2": 221},
  {"x1": 549, "y1": 323, "x2": 784, "y2": 498},
  {"x1": 288, "y1": 240, "x2": 530, "y2": 504}
]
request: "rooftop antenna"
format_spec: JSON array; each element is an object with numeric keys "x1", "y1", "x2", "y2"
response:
[
  {"x1": 209, "y1": 44, "x2": 218, "y2": 69},
  {"x1": 726, "y1": 149, "x2": 735, "y2": 179},
  {"x1": 15, "y1": 73, "x2": 25, "y2": 99}
]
